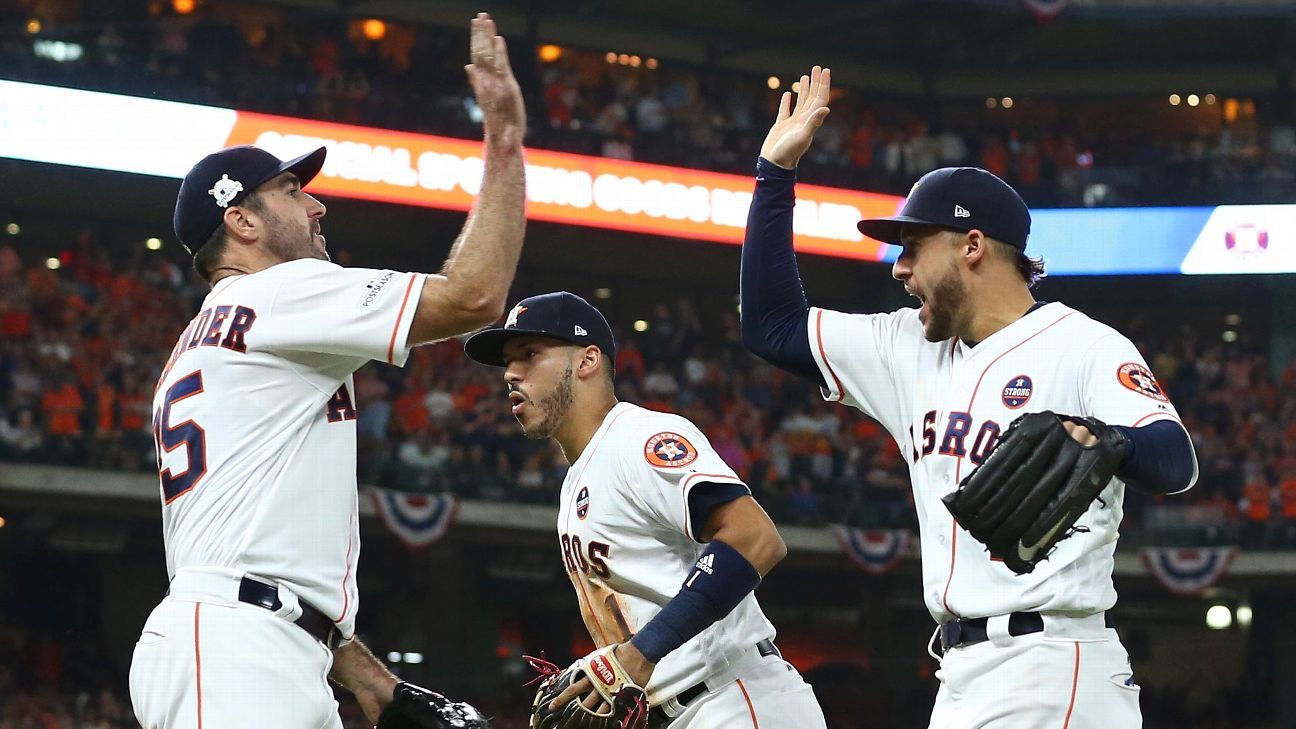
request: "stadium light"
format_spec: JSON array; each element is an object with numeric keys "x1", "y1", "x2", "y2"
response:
[
  {"x1": 767, "y1": 76, "x2": 780, "y2": 90},
  {"x1": 402, "y1": 652, "x2": 424, "y2": 664},
  {"x1": 538, "y1": 44, "x2": 562, "y2": 63},
  {"x1": 618, "y1": 54, "x2": 630, "y2": 65},
  {"x1": 629, "y1": 55, "x2": 641, "y2": 67},
  {"x1": 1187, "y1": 94, "x2": 1200, "y2": 107},
  {"x1": 1001, "y1": 97, "x2": 1014, "y2": 109},
  {"x1": 0, "y1": 516, "x2": 6, "y2": 528},
  {"x1": 362, "y1": 19, "x2": 386, "y2": 41},
  {"x1": 1204, "y1": 93, "x2": 1217, "y2": 105},
  {"x1": 172, "y1": 0, "x2": 194, "y2": 15},
  {"x1": 646, "y1": 58, "x2": 658, "y2": 69},
  {"x1": 25, "y1": 18, "x2": 40, "y2": 34},
  {"x1": 985, "y1": 97, "x2": 998, "y2": 109},
  {"x1": 1206, "y1": 604, "x2": 1232, "y2": 629},
  {"x1": 634, "y1": 320, "x2": 649, "y2": 332},
  {"x1": 45, "y1": 257, "x2": 60, "y2": 270},
  {"x1": 1169, "y1": 94, "x2": 1181, "y2": 106},
  {"x1": 594, "y1": 287, "x2": 612, "y2": 300},
  {"x1": 5, "y1": 223, "x2": 18, "y2": 235},
  {"x1": 1222, "y1": 330, "x2": 1238, "y2": 343},
  {"x1": 605, "y1": 52, "x2": 617, "y2": 64},
  {"x1": 387, "y1": 651, "x2": 402, "y2": 663},
  {"x1": 146, "y1": 237, "x2": 163, "y2": 250},
  {"x1": 1236, "y1": 605, "x2": 1253, "y2": 627}
]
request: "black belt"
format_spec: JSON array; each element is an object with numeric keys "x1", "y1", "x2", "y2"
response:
[
  {"x1": 647, "y1": 639, "x2": 780, "y2": 728},
  {"x1": 238, "y1": 577, "x2": 344, "y2": 651},
  {"x1": 938, "y1": 611, "x2": 1115, "y2": 653}
]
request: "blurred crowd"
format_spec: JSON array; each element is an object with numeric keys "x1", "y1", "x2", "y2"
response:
[
  {"x1": 1, "y1": 236, "x2": 1294, "y2": 548},
  {"x1": 2, "y1": 2, "x2": 1294, "y2": 207}
]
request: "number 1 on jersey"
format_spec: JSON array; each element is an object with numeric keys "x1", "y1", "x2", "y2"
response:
[{"x1": 153, "y1": 370, "x2": 207, "y2": 503}]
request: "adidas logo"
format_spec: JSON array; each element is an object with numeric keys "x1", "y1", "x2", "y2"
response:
[
  {"x1": 574, "y1": 324, "x2": 588, "y2": 336},
  {"x1": 954, "y1": 205, "x2": 971, "y2": 218},
  {"x1": 695, "y1": 553, "x2": 715, "y2": 574}
]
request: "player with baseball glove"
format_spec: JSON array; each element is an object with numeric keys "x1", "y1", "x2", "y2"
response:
[{"x1": 740, "y1": 64, "x2": 1198, "y2": 728}]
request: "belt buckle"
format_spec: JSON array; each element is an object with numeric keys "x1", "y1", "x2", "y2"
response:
[{"x1": 939, "y1": 620, "x2": 960, "y2": 652}]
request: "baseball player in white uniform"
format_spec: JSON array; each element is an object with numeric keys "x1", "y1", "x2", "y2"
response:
[
  {"x1": 129, "y1": 14, "x2": 526, "y2": 729},
  {"x1": 741, "y1": 66, "x2": 1199, "y2": 728},
  {"x1": 463, "y1": 292, "x2": 827, "y2": 729}
]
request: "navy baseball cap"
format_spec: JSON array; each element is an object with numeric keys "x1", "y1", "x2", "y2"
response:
[
  {"x1": 857, "y1": 167, "x2": 1032, "y2": 249},
  {"x1": 464, "y1": 292, "x2": 617, "y2": 368},
  {"x1": 173, "y1": 145, "x2": 327, "y2": 254}
]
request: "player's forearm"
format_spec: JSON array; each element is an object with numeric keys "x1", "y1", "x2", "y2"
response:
[
  {"x1": 438, "y1": 138, "x2": 527, "y2": 320},
  {"x1": 329, "y1": 638, "x2": 398, "y2": 707},
  {"x1": 1113, "y1": 420, "x2": 1197, "y2": 494},
  {"x1": 739, "y1": 158, "x2": 823, "y2": 383}
]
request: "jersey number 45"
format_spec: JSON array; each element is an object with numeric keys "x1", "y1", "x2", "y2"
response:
[{"x1": 152, "y1": 371, "x2": 207, "y2": 504}]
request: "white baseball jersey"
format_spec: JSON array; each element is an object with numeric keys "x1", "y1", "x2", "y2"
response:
[
  {"x1": 807, "y1": 301, "x2": 1197, "y2": 623},
  {"x1": 152, "y1": 258, "x2": 425, "y2": 639},
  {"x1": 555, "y1": 402, "x2": 777, "y2": 704}
]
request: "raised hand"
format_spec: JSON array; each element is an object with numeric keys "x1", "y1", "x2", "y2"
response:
[
  {"x1": 465, "y1": 12, "x2": 526, "y2": 146},
  {"x1": 759, "y1": 66, "x2": 831, "y2": 170}
]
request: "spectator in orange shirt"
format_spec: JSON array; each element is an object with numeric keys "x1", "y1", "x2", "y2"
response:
[
  {"x1": 1239, "y1": 478, "x2": 1275, "y2": 547},
  {"x1": 118, "y1": 379, "x2": 154, "y2": 471},
  {"x1": 39, "y1": 374, "x2": 85, "y2": 461},
  {"x1": 90, "y1": 374, "x2": 122, "y2": 469}
]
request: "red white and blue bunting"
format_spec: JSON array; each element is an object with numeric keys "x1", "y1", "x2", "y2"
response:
[
  {"x1": 369, "y1": 490, "x2": 459, "y2": 551},
  {"x1": 1140, "y1": 547, "x2": 1238, "y2": 596},
  {"x1": 832, "y1": 526, "x2": 912, "y2": 574}
]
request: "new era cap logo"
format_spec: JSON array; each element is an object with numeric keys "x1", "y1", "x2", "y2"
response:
[
  {"x1": 208, "y1": 174, "x2": 243, "y2": 208},
  {"x1": 574, "y1": 325, "x2": 587, "y2": 336},
  {"x1": 954, "y1": 205, "x2": 971, "y2": 218}
]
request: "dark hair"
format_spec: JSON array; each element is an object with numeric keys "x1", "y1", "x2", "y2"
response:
[
  {"x1": 192, "y1": 191, "x2": 266, "y2": 281},
  {"x1": 989, "y1": 238, "x2": 1046, "y2": 288}
]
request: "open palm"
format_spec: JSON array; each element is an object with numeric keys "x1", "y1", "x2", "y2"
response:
[{"x1": 760, "y1": 66, "x2": 831, "y2": 169}]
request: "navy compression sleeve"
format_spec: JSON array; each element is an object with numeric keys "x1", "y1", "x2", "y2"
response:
[
  {"x1": 630, "y1": 541, "x2": 761, "y2": 663},
  {"x1": 739, "y1": 157, "x2": 826, "y2": 386},
  {"x1": 1113, "y1": 420, "x2": 1197, "y2": 495}
]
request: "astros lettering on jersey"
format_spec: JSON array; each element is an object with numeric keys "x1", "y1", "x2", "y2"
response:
[
  {"x1": 152, "y1": 258, "x2": 425, "y2": 639},
  {"x1": 554, "y1": 401, "x2": 776, "y2": 704},
  {"x1": 806, "y1": 302, "x2": 1197, "y2": 622}
]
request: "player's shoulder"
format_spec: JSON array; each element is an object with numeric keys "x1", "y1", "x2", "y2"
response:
[
  {"x1": 607, "y1": 403, "x2": 710, "y2": 470},
  {"x1": 813, "y1": 305, "x2": 922, "y2": 330},
  {"x1": 1047, "y1": 303, "x2": 1130, "y2": 343}
]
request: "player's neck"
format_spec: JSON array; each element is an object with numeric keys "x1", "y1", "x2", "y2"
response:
[
  {"x1": 961, "y1": 282, "x2": 1036, "y2": 345},
  {"x1": 554, "y1": 393, "x2": 619, "y2": 464}
]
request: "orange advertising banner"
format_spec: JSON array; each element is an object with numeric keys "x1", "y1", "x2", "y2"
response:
[{"x1": 226, "y1": 112, "x2": 901, "y2": 261}]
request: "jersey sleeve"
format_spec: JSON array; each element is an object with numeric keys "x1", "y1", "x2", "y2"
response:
[
  {"x1": 257, "y1": 261, "x2": 426, "y2": 366},
  {"x1": 806, "y1": 306, "x2": 918, "y2": 436},
  {"x1": 1078, "y1": 333, "x2": 1184, "y2": 428},
  {"x1": 622, "y1": 416, "x2": 750, "y2": 543}
]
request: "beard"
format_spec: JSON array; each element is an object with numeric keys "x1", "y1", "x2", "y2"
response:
[
  {"x1": 922, "y1": 262, "x2": 967, "y2": 343},
  {"x1": 521, "y1": 364, "x2": 574, "y2": 439},
  {"x1": 262, "y1": 207, "x2": 327, "y2": 263}
]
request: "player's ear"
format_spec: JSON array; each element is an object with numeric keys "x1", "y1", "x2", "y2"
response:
[
  {"x1": 223, "y1": 205, "x2": 258, "y2": 245},
  {"x1": 576, "y1": 345, "x2": 603, "y2": 381},
  {"x1": 962, "y1": 229, "x2": 988, "y2": 267}
]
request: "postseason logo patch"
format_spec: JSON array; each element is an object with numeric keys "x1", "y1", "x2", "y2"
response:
[
  {"x1": 1117, "y1": 362, "x2": 1169, "y2": 401},
  {"x1": 360, "y1": 271, "x2": 398, "y2": 308},
  {"x1": 575, "y1": 486, "x2": 590, "y2": 519},
  {"x1": 1001, "y1": 375, "x2": 1033, "y2": 409},
  {"x1": 644, "y1": 432, "x2": 698, "y2": 468}
]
